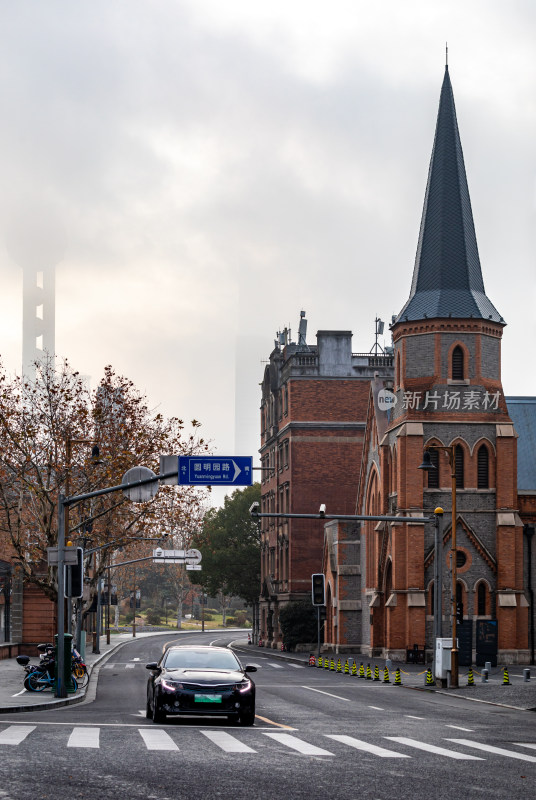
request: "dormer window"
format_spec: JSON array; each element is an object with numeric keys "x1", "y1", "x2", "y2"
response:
[{"x1": 452, "y1": 346, "x2": 464, "y2": 380}]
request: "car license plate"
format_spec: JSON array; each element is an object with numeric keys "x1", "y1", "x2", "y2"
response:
[{"x1": 194, "y1": 693, "x2": 222, "y2": 703}]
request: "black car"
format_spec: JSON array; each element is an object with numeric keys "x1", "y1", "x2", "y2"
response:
[{"x1": 146, "y1": 645, "x2": 257, "y2": 725}]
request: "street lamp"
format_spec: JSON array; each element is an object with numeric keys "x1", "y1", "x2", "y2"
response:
[{"x1": 419, "y1": 445, "x2": 459, "y2": 688}]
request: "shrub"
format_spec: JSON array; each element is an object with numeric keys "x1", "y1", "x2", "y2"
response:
[
  {"x1": 146, "y1": 609, "x2": 162, "y2": 625},
  {"x1": 278, "y1": 601, "x2": 317, "y2": 650}
]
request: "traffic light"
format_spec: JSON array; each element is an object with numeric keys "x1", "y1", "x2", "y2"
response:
[
  {"x1": 456, "y1": 601, "x2": 464, "y2": 625},
  {"x1": 64, "y1": 547, "x2": 83, "y2": 598},
  {"x1": 311, "y1": 573, "x2": 325, "y2": 606}
]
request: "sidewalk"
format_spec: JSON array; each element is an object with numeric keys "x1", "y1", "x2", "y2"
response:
[{"x1": 232, "y1": 641, "x2": 536, "y2": 712}]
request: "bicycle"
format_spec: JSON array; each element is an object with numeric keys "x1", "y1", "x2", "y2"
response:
[{"x1": 25, "y1": 670, "x2": 78, "y2": 693}]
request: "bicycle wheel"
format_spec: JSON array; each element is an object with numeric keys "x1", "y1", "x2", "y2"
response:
[{"x1": 26, "y1": 671, "x2": 48, "y2": 692}]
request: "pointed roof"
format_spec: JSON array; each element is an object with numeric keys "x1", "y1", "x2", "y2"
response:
[{"x1": 396, "y1": 67, "x2": 504, "y2": 325}]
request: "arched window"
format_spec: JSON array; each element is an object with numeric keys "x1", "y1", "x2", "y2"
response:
[
  {"x1": 396, "y1": 352, "x2": 401, "y2": 387},
  {"x1": 452, "y1": 346, "x2": 464, "y2": 380},
  {"x1": 477, "y1": 583, "x2": 487, "y2": 616},
  {"x1": 427, "y1": 448, "x2": 440, "y2": 489},
  {"x1": 455, "y1": 444, "x2": 464, "y2": 489},
  {"x1": 477, "y1": 445, "x2": 489, "y2": 489}
]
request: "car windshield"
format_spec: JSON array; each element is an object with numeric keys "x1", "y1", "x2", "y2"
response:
[{"x1": 164, "y1": 649, "x2": 241, "y2": 671}]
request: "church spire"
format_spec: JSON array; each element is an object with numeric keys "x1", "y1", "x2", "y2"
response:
[{"x1": 396, "y1": 67, "x2": 504, "y2": 325}]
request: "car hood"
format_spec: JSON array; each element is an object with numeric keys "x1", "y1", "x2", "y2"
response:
[{"x1": 163, "y1": 668, "x2": 247, "y2": 683}]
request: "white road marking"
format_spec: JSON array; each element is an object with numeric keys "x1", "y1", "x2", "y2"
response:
[
  {"x1": 125, "y1": 663, "x2": 136, "y2": 669},
  {"x1": 139, "y1": 729, "x2": 179, "y2": 751},
  {"x1": 513, "y1": 743, "x2": 536, "y2": 751},
  {"x1": 288, "y1": 664, "x2": 304, "y2": 669},
  {"x1": 446, "y1": 739, "x2": 536, "y2": 763},
  {"x1": 267, "y1": 663, "x2": 284, "y2": 669},
  {"x1": 386, "y1": 737, "x2": 483, "y2": 760},
  {"x1": 0, "y1": 726, "x2": 35, "y2": 745},
  {"x1": 405, "y1": 715, "x2": 425, "y2": 720},
  {"x1": 103, "y1": 664, "x2": 115, "y2": 669},
  {"x1": 201, "y1": 731, "x2": 256, "y2": 753},
  {"x1": 300, "y1": 686, "x2": 351, "y2": 702},
  {"x1": 263, "y1": 732, "x2": 334, "y2": 756},
  {"x1": 11, "y1": 689, "x2": 27, "y2": 697},
  {"x1": 67, "y1": 727, "x2": 100, "y2": 748},
  {"x1": 132, "y1": 658, "x2": 140, "y2": 661},
  {"x1": 368, "y1": 706, "x2": 384, "y2": 711},
  {"x1": 327, "y1": 735, "x2": 410, "y2": 758},
  {"x1": 446, "y1": 725, "x2": 474, "y2": 732}
]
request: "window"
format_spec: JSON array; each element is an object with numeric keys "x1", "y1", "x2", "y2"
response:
[
  {"x1": 455, "y1": 444, "x2": 464, "y2": 489},
  {"x1": 396, "y1": 352, "x2": 401, "y2": 387},
  {"x1": 477, "y1": 445, "x2": 489, "y2": 489},
  {"x1": 477, "y1": 583, "x2": 487, "y2": 616},
  {"x1": 452, "y1": 346, "x2": 464, "y2": 380},
  {"x1": 427, "y1": 448, "x2": 440, "y2": 488}
]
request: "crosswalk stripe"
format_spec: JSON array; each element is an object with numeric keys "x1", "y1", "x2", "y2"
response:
[
  {"x1": 125, "y1": 664, "x2": 136, "y2": 669},
  {"x1": 326, "y1": 735, "x2": 410, "y2": 758},
  {"x1": 288, "y1": 664, "x2": 304, "y2": 669},
  {"x1": 0, "y1": 726, "x2": 35, "y2": 745},
  {"x1": 386, "y1": 737, "x2": 483, "y2": 760},
  {"x1": 201, "y1": 731, "x2": 256, "y2": 753},
  {"x1": 139, "y1": 729, "x2": 179, "y2": 751},
  {"x1": 446, "y1": 739, "x2": 536, "y2": 763},
  {"x1": 263, "y1": 732, "x2": 334, "y2": 756},
  {"x1": 513, "y1": 743, "x2": 536, "y2": 751},
  {"x1": 267, "y1": 664, "x2": 284, "y2": 669},
  {"x1": 68, "y1": 727, "x2": 100, "y2": 748}
]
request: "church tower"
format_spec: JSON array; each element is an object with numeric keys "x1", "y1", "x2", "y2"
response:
[{"x1": 367, "y1": 66, "x2": 527, "y2": 663}]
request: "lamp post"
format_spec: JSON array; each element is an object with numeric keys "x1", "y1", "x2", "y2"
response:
[{"x1": 419, "y1": 446, "x2": 459, "y2": 688}]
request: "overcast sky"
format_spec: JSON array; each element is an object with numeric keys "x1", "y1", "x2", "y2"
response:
[{"x1": 0, "y1": 1, "x2": 534, "y2": 505}]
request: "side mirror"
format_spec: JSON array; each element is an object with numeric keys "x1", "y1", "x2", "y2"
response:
[
  {"x1": 145, "y1": 662, "x2": 160, "y2": 671},
  {"x1": 244, "y1": 665, "x2": 257, "y2": 673}
]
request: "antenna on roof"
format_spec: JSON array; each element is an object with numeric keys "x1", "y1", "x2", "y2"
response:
[
  {"x1": 369, "y1": 317, "x2": 385, "y2": 355},
  {"x1": 297, "y1": 310, "x2": 308, "y2": 347},
  {"x1": 445, "y1": 42, "x2": 448, "y2": 69}
]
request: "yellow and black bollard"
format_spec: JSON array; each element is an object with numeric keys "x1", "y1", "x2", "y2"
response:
[
  {"x1": 317, "y1": 656, "x2": 323, "y2": 669},
  {"x1": 351, "y1": 661, "x2": 358, "y2": 676},
  {"x1": 336, "y1": 659, "x2": 342, "y2": 673},
  {"x1": 366, "y1": 664, "x2": 372, "y2": 680},
  {"x1": 324, "y1": 656, "x2": 330, "y2": 670},
  {"x1": 358, "y1": 662, "x2": 365, "y2": 678},
  {"x1": 394, "y1": 668, "x2": 402, "y2": 686},
  {"x1": 383, "y1": 666, "x2": 391, "y2": 683},
  {"x1": 425, "y1": 669, "x2": 435, "y2": 686},
  {"x1": 502, "y1": 667, "x2": 511, "y2": 685},
  {"x1": 466, "y1": 667, "x2": 475, "y2": 686},
  {"x1": 330, "y1": 658, "x2": 335, "y2": 671},
  {"x1": 373, "y1": 665, "x2": 380, "y2": 681},
  {"x1": 344, "y1": 660, "x2": 350, "y2": 675}
]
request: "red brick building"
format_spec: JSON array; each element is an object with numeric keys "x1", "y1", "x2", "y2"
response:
[
  {"x1": 258, "y1": 321, "x2": 392, "y2": 646},
  {"x1": 323, "y1": 66, "x2": 533, "y2": 664}
]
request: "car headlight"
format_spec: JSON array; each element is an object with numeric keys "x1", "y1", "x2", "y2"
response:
[
  {"x1": 234, "y1": 679, "x2": 252, "y2": 693},
  {"x1": 161, "y1": 679, "x2": 183, "y2": 691}
]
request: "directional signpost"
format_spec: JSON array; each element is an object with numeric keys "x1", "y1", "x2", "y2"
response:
[
  {"x1": 153, "y1": 548, "x2": 202, "y2": 570},
  {"x1": 178, "y1": 456, "x2": 252, "y2": 487}
]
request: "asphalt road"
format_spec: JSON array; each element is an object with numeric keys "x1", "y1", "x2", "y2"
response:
[{"x1": 1, "y1": 631, "x2": 535, "y2": 800}]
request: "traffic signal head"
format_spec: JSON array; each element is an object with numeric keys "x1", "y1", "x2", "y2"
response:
[{"x1": 311, "y1": 573, "x2": 325, "y2": 606}]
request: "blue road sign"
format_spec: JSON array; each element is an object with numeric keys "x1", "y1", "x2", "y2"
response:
[{"x1": 178, "y1": 456, "x2": 253, "y2": 486}]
